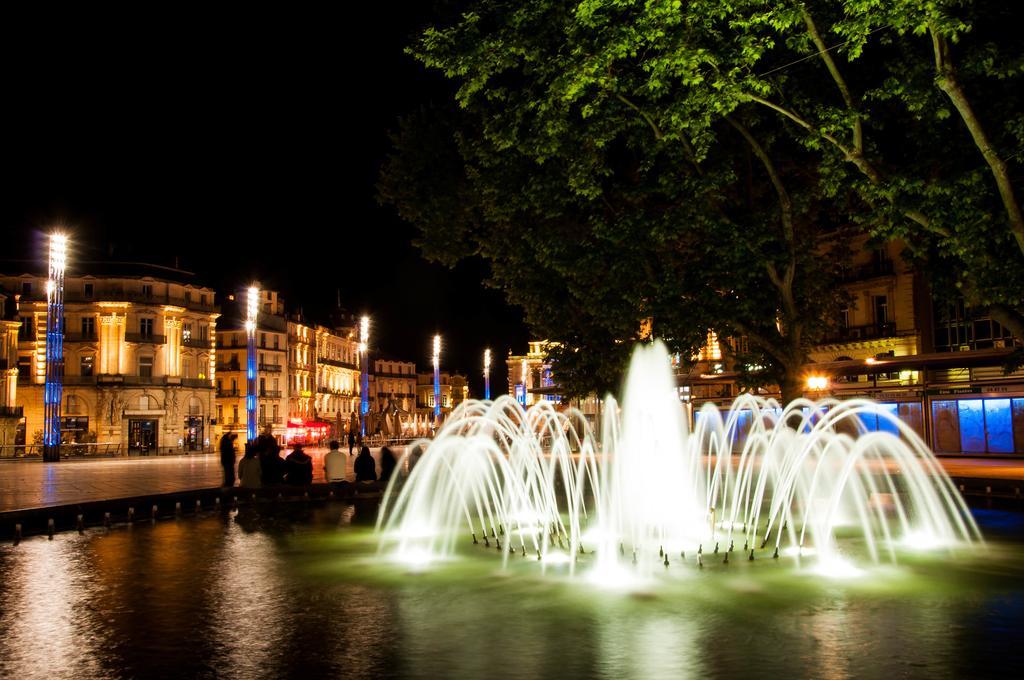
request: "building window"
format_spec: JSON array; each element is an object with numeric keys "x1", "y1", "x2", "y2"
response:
[
  {"x1": 142, "y1": 284, "x2": 154, "y2": 298},
  {"x1": 21, "y1": 281, "x2": 31, "y2": 296},
  {"x1": 82, "y1": 316, "x2": 95, "y2": 339},
  {"x1": 139, "y1": 355, "x2": 154, "y2": 377},
  {"x1": 19, "y1": 317, "x2": 32, "y2": 341},
  {"x1": 932, "y1": 398, "x2": 1023, "y2": 454},
  {"x1": 185, "y1": 290, "x2": 192, "y2": 303},
  {"x1": 217, "y1": 405, "x2": 223, "y2": 422},
  {"x1": 232, "y1": 405, "x2": 239, "y2": 423},
  {"x1": 873, "y1": 295, "x2": 888, "y2": 326},
  {"x1": 183, "y1": 322, "x2": 193, "y2": 341},
  {"x1": 17, "y1": 356, "x2": 31, "y2": 380},
  {"x1": 140, "y1": 318, "x2": 154, "y2": 338},
  {"x1": 273, "y1": 404, "x2": 279, "y2": 422},
  {"x1": 201, "y1": 294, "x2": 208, "y2": 306},
  {"x1": 80, "y1": 355, "x2": 95, "y2": 377},
  {"x1": 84, "y1": 283, "x2": 94, "y2": 298},
  {"x1": 183, "y1": 358, "x2": 192, "y2": 378}
]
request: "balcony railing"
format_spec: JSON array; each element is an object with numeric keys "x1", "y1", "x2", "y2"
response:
[
  {"x1": 841, "y1": 260, "x2": 895, "y2": 282},
  {"x1": 0, "y1": 405, "x2": 23, "y2": 418},
  {"x1": 65, "y1": 375, "x2": 98, "y2": 386},
  {"x1": 216, "y1": 363, "x2": 242, "y2": 372},
  {"x1": 125, "y1": 333, "x2": 166, "y2": 344},
  {"x1": 822, "y1": 322, "x2": 897, "y2": 344},
  {"x1": 259, "y1": 390, "x2": 282, "y2": 398},
  {"x1": 181, "y1": 378, "x2": 213, "y2": 388},
  {"x1": 259, "y1": 363, "x2": 283, "y2": 373},
  {"x1": 258, "y1": 417, "x2": 283, "y2": 426},
  {"x1": 64, "y1": 332, "x2": 98, "y2": 343},
  {"x1": 217, "y1": 389, "x2": 241, "y2": 398},
  {"x1": 182, "y1": 337, "x2": 212, "y2": 348}
]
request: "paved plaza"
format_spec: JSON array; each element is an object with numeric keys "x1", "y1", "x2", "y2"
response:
[
  {"x1": 0, "y1": 450, "x2": 1020, "y2": 514},
  {"x1": 0, "y1": 448, "x2": 387, "y2": 513}
]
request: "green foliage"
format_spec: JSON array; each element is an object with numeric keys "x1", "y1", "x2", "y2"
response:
[{"x1": 381, "y1": 0, "x2": 1024, "y2": 396}]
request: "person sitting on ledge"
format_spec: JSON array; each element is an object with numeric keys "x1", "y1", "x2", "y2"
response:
[
  {"x1": 379, "y1": 446, "x2": 397, "y2": 484},
  {"x1": 258, "y1": 426, "x2": 286, "y2": 486},
  {"x1": 324, "y1": 440, "x2": 347, "y2": 485},
  {"x1": 354, "y1": 445, "x2": 377, "y2": 483},
  {"x1": 284, "y1": 444, "x2": 313, "y2": 486},
  {"x1": 238, "y1": 444, "x2": 262, "y2": 489}
]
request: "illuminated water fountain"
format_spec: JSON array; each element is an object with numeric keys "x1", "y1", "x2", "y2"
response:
[{"x1": 377, "y1": 341, "x2": 982, "y2": 585}]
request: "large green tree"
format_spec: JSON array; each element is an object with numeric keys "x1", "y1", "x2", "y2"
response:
[
  {"x1": 382, "y1": 0, "x2": 1024, "y2": 399},
  {"x1": 380, "y1": 0, "x2": 864, "y2": 400}
]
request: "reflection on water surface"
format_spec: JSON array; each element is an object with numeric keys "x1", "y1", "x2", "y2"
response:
[{"x1": 1, "y1": 504, "x2": 1021, "y2": 679}]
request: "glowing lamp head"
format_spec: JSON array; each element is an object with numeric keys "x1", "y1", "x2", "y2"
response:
[
  {"x1": 521, "y1": 358, "x2": 528, "y2": 384},
  {"x1": 246, "y1": 286, "x2": 260, "y2": 323},
  {"x1": 49, "y1": 233, "x2": 68, "y2": 273},
  {"x1": 806, "y1": 375, "x2": 829, "y2": 391},
  {"x1": 484, "y1": 348, "x2": 491, "y2": 373},
  {"x1": 46, "y1": 280, "x2": 55, "y2": 296},
  {"x1": 432, "y1": 334, "x2": 441, "y2": 364},
  {"x1": 360, "y1": 315, "x2": 369, "y2": 345}
]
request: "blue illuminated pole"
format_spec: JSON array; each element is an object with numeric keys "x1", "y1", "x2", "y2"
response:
[
  {"x1": 245, "y1": 286, "x2": 259, "y2": 443},
  {"x1": 432, "y1": 335, "x2": 441, "y2": 425},
  {"x1": 42, "y1": 233, "x2": 67, "y2": 462},
  {"x1": 359, "y1": 315, "x2": 369, "y2": 437},
  {"x1": 483, "y1": 348, "x2": 491, "y2": 401}
]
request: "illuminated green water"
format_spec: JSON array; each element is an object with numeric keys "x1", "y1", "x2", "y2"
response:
[{"x1": 0, "y1": 503, "x2": 1022, "y2": 679}]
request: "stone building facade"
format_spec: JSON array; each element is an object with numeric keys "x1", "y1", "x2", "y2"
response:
[{"x1": 0, "y1": 266, "x2": 219, "y2": 455}]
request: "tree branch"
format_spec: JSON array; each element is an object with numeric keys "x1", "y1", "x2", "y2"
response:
[
  {"x1": 801, "y1": 9, "x2": 863, "y2": 154},
  {"x1": 931, "y1": 29, "x2": 1024, "y2": 256},
  {"x1": 743, "y1": 94, "x2": 950, "y2": 238}
]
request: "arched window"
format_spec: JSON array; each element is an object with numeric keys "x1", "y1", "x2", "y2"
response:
[{"x1": 65, "y1": 394, "x2": 83, "y2": 415}]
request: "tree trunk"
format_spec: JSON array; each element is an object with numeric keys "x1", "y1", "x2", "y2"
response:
[{"x1": 779, "y1": 366, "x2": 804, "y2": 406}]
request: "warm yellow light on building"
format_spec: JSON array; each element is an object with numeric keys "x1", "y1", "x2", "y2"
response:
[{"x1": 806, "y1": 375, "x2": 829, "y2": 391}]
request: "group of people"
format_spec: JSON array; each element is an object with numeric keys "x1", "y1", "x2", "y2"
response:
[
  {"x1": 219, "y1": 427, "x2": 314, "y2": 489},
  {"x1": 219, "y1": 427, "x2": 402, "y2": 490}
]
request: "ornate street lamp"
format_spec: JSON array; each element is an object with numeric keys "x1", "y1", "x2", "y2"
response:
[
  {"x1": 432, "y1": 334, "x2": 441, "y2": 425},
  {"x1": 359, "y1": 315, "x2": 369, "y2": 437},
  {"x1": 42, "y1": 233, "x2": 67, "y2": 462},
  {"x1": 245, "y1": 286, "x2": 259, "y2": 443},
  {"x1": 483, "y1": 348, "x2": 491, "y2": 401}
]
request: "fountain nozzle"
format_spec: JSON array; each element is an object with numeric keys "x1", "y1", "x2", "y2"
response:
[
  {"x1": 772, "y1": 546, "x2": 779, "y2": 559},
  {"x1": 714, "y1": 542, "x2": 719, "y2": 554},
  {"x1": 749, "y1": 549, "x2": 755, "y2": 561},
  {"x1": 664, "y1": 555, "x2": 669, "y2": 568},
  {"x1": 472, "y1": 532, "x2": 478, "y2": 545}
]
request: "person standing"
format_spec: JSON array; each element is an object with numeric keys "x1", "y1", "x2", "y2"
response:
[
  {"x1": 219, "y1": 433, "x2": 238, "y2": 488},
  {"x1": 348, "y1": 413, "x2": 358, "y2": 454},
  {"x1": 324, "y1": 439, "x2": 347, "y2": 484}
]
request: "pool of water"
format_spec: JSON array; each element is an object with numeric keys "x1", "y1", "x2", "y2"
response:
[{"x1": 1, "y1": 503, "x2": 1022, "y2": 679}]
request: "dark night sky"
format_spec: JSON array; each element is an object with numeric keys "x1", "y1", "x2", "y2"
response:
[{"x1": 1, "y1": 5, "x2": 527, "y2": 393}]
